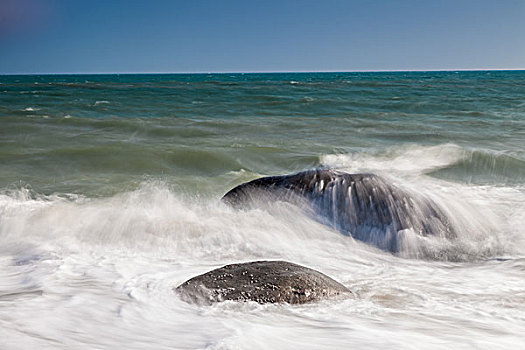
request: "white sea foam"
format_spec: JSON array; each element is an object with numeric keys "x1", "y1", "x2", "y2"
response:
[
  {"x1": 23, "y1": 107, "x2": 40, "y2": 112},
  {"x1": 0, "y1": 146, "x2": 524, "y2": 349},
  {"x1": 300, "y1": 96, "x2": 315, "y2": 102},
  {"x1": 0, "y1": 173, "x2": 524, "y2": 349},
  {"x1": 321, "y1": 143, "x2": 465, "y2": 176}
]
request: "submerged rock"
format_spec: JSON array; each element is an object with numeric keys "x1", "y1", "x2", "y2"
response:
[
  {"x1": 175, "y1": 260, "x2": 350, "y2": 304},
  {"x1": 222, "y1": 169, "x2": 456, "y2": 252}
]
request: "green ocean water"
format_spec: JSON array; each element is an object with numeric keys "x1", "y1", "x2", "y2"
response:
[{"x1": 1, "y1": 71, "x2": 524, "y2": 197}]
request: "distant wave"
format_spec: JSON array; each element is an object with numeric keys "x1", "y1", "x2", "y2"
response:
[
  {"x1": 428, "y1": 149, "x2": 525, "y2": 185},
  {"x1": 320, "y1": 143, "x2": 525, "y2": 185},
  {"x1": 320, "y1": 143, "x2": 465, "y2": 175}
]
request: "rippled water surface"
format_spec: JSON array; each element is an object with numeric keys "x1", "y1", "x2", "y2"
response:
[{"x1": 1, "y1": 72, "x2": 524, "y2": 349}]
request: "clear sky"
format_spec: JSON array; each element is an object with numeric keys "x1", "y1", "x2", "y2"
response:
[{"x1": 1, "y1": 0, "x2": 524, "y2": 74}]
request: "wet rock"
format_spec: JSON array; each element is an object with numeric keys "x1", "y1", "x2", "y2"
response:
[
  {"x1": 175, "y1": 260, "x2": 350, "y2": 304},
  {"x1": 222, "y1": 169, "x2": 456, "y2": 252}
]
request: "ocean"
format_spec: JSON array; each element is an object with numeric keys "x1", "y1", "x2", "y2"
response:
[{"x1": 1, "y1": 71, "x2": 524, "y2": 349}]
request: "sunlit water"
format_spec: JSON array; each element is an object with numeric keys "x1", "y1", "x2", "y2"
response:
[{"x1": 1, "y1": 72, "x2": 524, "y2": 349}]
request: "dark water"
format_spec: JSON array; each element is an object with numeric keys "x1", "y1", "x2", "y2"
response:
[{"x1": 1, "y1": 72, "x2": 524, "y2": 349}]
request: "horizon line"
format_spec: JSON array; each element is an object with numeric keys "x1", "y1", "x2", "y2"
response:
[{"x1": 1, "y1": 68, "x2": 525, "y2": 75}]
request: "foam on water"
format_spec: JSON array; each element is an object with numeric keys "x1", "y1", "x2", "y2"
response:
[
  {"x1": 320, "y1": 144, "x2": 522, "y2": 255},
  {"x1": 321, "y1": 143, "x2": 525, "y2": 186},
  {"x1": 0, "y1": 168, "x2": 524, "y2": 348},
  {"x1": 321, "y1": 143, "x2": 464, "y2": 175}
]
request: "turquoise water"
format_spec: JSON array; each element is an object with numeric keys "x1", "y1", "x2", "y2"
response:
[
  {"x1": 1, "y1": 72, "x2": 524, "y2": 349},
  {"x1": 1, "y1": 72, "x2": 524, "y2": 195}
]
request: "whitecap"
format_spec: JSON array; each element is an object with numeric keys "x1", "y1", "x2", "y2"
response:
[
  {"x1": 300, "y1": 96, "x2": 315, "y2": 102},
  {"x1": 320, "y1": 143, "x2": 465, "y2": 175}
]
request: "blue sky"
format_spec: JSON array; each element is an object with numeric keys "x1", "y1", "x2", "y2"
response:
[{"x1": 1, "y1": 0, "x2": 524, "y2": 74}]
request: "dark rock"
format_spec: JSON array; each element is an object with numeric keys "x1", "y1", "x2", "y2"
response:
[
  {"x1": 175, "y1": 260, "x2": 350, "y2": 305},
  {"x1": 222, "y1": 169, "x2": 456, "y2": 252}
]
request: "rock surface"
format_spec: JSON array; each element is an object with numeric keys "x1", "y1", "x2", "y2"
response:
[
  {"x1": 222, "y1": 169, "x2": 456, "y2": 252},
  {"x1": 175, "y1": 260, "x2": 350, "y2": 304}
]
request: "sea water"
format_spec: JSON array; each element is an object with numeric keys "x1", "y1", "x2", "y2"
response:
[{"x1": 0, "y1": 72, "x2": 524, "y2": 349}]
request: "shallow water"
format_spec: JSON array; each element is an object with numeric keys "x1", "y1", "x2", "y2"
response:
[{"x1": 1, "y1": 72, "x2": 524, "y2": 349}]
